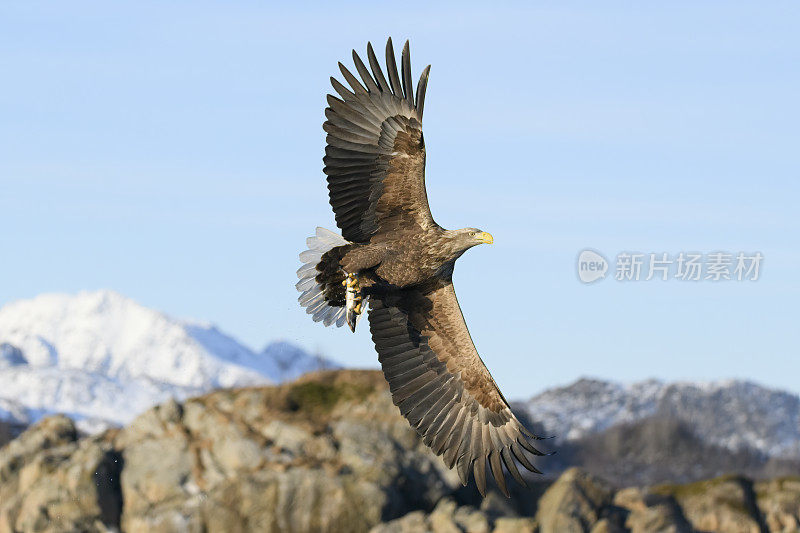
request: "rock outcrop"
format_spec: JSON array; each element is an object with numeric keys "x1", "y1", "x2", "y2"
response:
[
  {"x1": 533, "y1": 468, "x2": 618, "y2": 532},
  {"x1": 613, "y1": 487, "x2": 692, "y2": 533},
  {"x1": 371, "y1": 497, "x2": 537, "y2": 533},
  {"x1": 113, "y1": 371, "x2": 456, "y2": 532},
  {"x1": 0, "y1": 370, "x2": 798, "y2": 532},
  {"x1": 651, "y1": 475, "x2": 767, "y2": 533},
  {"x1": 0, "y1": 415, "x2": 122, "y2": 533},
  {"x1": 755, "y1": 477, "x2": 800, "y2": 532}
]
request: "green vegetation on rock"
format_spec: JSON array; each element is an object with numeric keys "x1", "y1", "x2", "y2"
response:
[{"x1": 286, "y1": 381, "x2": 373, "y2": 413}]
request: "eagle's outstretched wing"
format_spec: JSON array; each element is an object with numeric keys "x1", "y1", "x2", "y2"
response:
[
  {"x1": 367, "y1": 280, "x2": 546, "y2": 496},
  {"x1": 324, "y1": 38, "x2": 435, "y2": 243}
]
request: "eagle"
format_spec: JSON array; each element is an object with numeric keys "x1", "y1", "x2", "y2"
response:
[{"x1": 296, "y1": 38, "x2": 546, "y2": 497}]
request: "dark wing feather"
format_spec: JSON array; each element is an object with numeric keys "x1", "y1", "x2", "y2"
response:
[
  {"x1": 367, "y1": 42, "x2": 389, "y2": 91},
  {"x1": 385, "y1": 38, "x2": 403, "y2": 98},
  {"x1": 415, "y1": 65, "x2": 431, "y2": 120},
  {"x1": 368, "y1": 281, "x2": 545, "y2": 496},
  {"x1": 401, "y1": 40, "x2": 414, "y2": 104},
  {"x1": 324, "y1": 38, "x2": 435, "y2": 242}
]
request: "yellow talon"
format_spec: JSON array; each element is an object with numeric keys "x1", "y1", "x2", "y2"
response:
[{"x1": 343, "y1": 272, "x2": 363, "y2": 332}]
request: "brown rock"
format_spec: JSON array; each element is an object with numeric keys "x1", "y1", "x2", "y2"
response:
[
  {"x1": 370, "y1": 498, "x2": 519, "y2": 533},
  {"x1": 116, "y1": 370, "x2": 455, "y2": 532},
  {"x1": 589, "y1": 518, "x2": 626, "y2": 533},
  {"x1": 613, "y1": 487, "x2": 692, "y2": 533},
  {"x1": 369, "y1": 510, "x2": 428, "y2": 533},
  {"x1": 534, "y1": 467, "x2": 616, "y2": 533},
  {"x1": 651, "y1": 474, "x2": 765, "y2": 533},
  {"x1": 492, "y1": 517, "x2": 537, "y2": 533},
  {"x1": 0, "y1": 415, "x2": 76, "y2": 483},
  {"x1": 754, "y1": 476, "x2": 800, "y2": 532},
  {"x1": 0, "y1": 416, "x2": 121, "y2": 533}
]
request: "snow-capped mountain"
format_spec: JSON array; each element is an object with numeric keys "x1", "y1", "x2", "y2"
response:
[
  {"x1": 0, "y1": 290, "x2": 338, "y2": 432},
  {"x1": 520, "y1": 378, "x2": 800, "y2": 459}
]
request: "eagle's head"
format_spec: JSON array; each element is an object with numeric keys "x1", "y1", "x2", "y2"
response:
[
  {"x1": 449, "y1": 227, "x2": 493, "y2": 250},
  {"x1": 437, "y1": 228, "x2": 493, "y2": 266},
  {"x1": 466, "y1": 228, "x2": 493, "y2": 246}
]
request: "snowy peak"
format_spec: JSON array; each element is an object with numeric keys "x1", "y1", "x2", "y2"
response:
[
  {"x1": 0, "y1": 290, "x2": 339, "y2": 431},
  {"x1": 520, "y1": 377, "x2": 800, "y2": 459},
  {"x1": 0, "y1": 290, "x2": 267, "y2": 388}
]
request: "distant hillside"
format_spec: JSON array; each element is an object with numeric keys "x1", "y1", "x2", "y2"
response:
[
  {"x1": 260, "y1": 340, "x2": 340, "y2": 383},
  {"x1": 513, "y1": 377, "x2": 800, "y2": 487},
  {"x1": 0, "y1": 290, "x2": 338, "y2": 432},
  {"x1": 519, "y1": 377, "x2": 800, "y2": 459},
  {"x1": 1, "y1": 370, "x2": 798, "y2": 533}
]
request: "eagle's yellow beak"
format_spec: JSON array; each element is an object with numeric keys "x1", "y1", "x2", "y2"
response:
[{"x1": 475, "y1": 232, "x2": 493, "y2": 245}]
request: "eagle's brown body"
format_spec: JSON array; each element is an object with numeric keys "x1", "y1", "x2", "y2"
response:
[
  {"x1": 296, "y1": 38, "x2": 547, "y2": 497},
  {"x1": 338, "y1": 229, "x2": 467, "y2": 288}
]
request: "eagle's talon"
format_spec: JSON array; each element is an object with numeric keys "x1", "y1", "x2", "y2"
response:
[
  {"x1": 343, "y1": 272, "x2": 359, "y2": 289},
  {"x1": 344, "y1": 271, "x2": 363, "y2": 332}
]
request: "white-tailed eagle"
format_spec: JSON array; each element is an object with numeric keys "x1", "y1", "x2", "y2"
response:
[{"x1": 297, "y1": 38, "x2": 546, "y2": 497}]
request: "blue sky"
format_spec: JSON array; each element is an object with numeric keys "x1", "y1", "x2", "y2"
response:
[{"x1": 1, "y1": 2, "x2": 798, "y2": 399}]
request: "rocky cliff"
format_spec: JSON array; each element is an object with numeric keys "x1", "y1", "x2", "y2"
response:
[{"x1": 0, "y1": 370, "x2": 798, "y2": 533}]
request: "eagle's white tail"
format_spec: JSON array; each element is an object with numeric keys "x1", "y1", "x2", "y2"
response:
[{"x1": 296, "y1": 227, "x2": 350, "y2": 327}]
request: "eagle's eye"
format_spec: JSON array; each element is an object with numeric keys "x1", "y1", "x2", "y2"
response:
[{"x1": 469, "y1": 231, "x2": 477, "y2": 237}]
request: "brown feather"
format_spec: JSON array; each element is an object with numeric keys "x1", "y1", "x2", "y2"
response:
[
  {"x1": 473, "y1": 456, "x2": 487, "y2": 497},
  {"x1": 415, "y1": 65, "x2": 430, "y2": 120},
  {"x1": 338, "y1": 62, "x2": 367, "y2": 95},
  {"x1": 501, "y1": 447, "x2": 527, "y2": 487},
  {"x1": 385, "y1": 37, "x2": 403, "y2": 97},
  {"x1": 511, "y1": 442, "x2": 542, "y2": 474},
  {"x1": 367, "y1": 42, "x2": 389, "y2": 92},
  {"x1": 352, "y1": 50, "x2": 379, "y2": 93},
  {"x1": 401, "y1": 40, "x2": 414, "y2": 104},
  {"x1": 323, "y1": 39, "x2": 429, "y2": 243},
  {"x1": 489, "y1": 450, "x2": 509, "y2": 497},
  {"x1": 364, "y1": 281, "x2": 547, "y2": 495}
]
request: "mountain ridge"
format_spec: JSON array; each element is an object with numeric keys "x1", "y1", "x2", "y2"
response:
[
  {"x1": 519, "y1": 376, "x2": 800, "y2": 460},
  {"x1": 0, "y1": 290, "x2": 339, "y2": 432}
]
